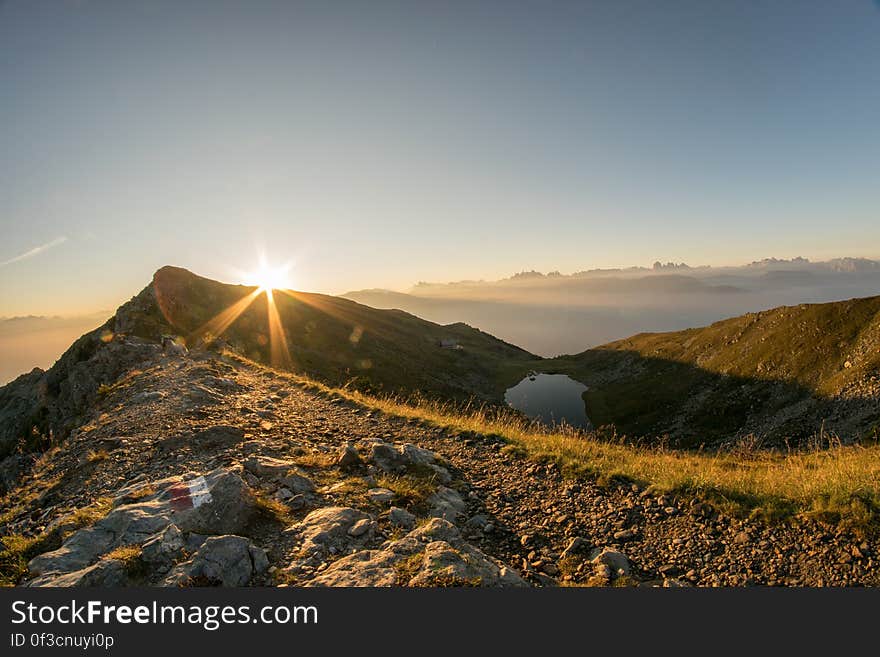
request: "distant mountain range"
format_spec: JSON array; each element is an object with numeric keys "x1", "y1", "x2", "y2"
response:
[
  {"x1": 403, "y1": 257, "x2": 880, "y2": 289},
  {"x1": 0, "y1": 312, "x2": 110, "y2": 385},
  {"x1": 345, "y1": 257, "x2": 880, "y2": 355}
]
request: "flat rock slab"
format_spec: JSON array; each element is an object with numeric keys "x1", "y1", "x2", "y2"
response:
[
  {"x1": 307, "y1": 518, "x2": 527, "y2": 587},
  {"x1": 27, "y1": 558, "x2": 131, "y2": 588},
  {"x1": 27, "y1": 467, "x2": 256, "y2": 580},
  {"x1": 192, "y1": 425, "x2": 245, "y2": 447},
  {"x1": 287, "y1": 506, "x2": 371, "y2": 556}
]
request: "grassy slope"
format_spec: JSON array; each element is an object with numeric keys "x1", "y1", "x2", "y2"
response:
[
  {"x1": 239, "y1": 355, "x2": 880, "y2": 529},
  {"x1": 150, "y1": 266, "x2": 536, "y2": 401},
  {"x1": 541, "y1": 296, "x2": 880, "y2": 445}
]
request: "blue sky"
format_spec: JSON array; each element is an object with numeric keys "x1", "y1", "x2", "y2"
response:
[{"x1": 1, "y1": 0, "x2": 879, "y2": 315}]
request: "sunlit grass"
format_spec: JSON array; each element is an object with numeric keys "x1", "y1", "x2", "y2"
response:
[
  {"x1": 214, "y1": 350, "x2": 880, "y2": 528},
  {"x1": 259, "y1": 368, "x2": 880, "y2": 527},
  {"x1": 0, "y1": 496, "x2": 113, "y2": 586}
]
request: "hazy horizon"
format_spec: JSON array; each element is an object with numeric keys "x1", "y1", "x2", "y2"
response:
[
  {"x1": 3, "y1": 253, "x2": 879, "y2": 385},
  {"x1": 2, "y1": 252, "x2": 879, "y2": 317},
  {"x1": 2, "y1": 1, "x2": 880, "y2": 317}
]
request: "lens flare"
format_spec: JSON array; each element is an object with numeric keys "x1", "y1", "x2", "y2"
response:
[{"x1": 244, "y1": 259, "x2": 292, "y2": 292}]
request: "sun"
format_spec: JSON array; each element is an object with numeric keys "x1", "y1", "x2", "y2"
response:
[{"x1": 244, "y1": 260, "x2": 293, "y2": 292}]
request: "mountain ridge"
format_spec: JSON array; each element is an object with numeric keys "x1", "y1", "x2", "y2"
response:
[
  {"x1": 0, "y1": 266, "x2": 537, "y2": 460},
  {"x1": 3, "y1": 266, "x2": 880, "y2": 464}
]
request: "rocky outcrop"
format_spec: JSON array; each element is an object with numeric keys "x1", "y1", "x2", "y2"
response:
[
  {"x1": 288, "y1": 507, "x2": 373, "y2": 558},
  {"x1": 7, "y1": 323, "x2": 879, "y2": 590},
  {"x1": 0, "y1": 289, "x2": 174, "y2": 460},
  {"x1": 0, "y1": 452, "x2": 36, "y2": 494},
  {"x1": 163, "y1": 535, "x2": 269, "y2": 587},
  {"x1": 26, "y1": 467, "x2": 258, "y2": 585},
  {"x1": 28, "y1": 558, "x2": 132, "y2": 588},
  {"x1": 306, "y1": 518, "x2": 526, "y2": 587},
  {"x1": 0, "y1": 369, "x2": 47, "y2": 460}
]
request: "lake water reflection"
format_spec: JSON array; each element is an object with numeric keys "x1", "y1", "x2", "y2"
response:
[{"x1": 504, "y1": 373, "x2": 591, "y2": 430}]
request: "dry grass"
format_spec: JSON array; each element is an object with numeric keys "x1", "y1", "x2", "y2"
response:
[
  {"x1": 0, "y1": 534, "x2": 40, "y2": 586},
  {"x1": 64, "y1": 497, "x2": 113, "y2": 532},
  {"x1": 104, "y1": 544, "x2": 150, "y2": 579},
  {"x1": 33, "y1": 446, "x2": 62, "y2": 473},
  {"x1": 105, "y1": 544, "x2": 142, "y2": 562},
  {"x1": 292, "y1": 451, "x2": 336, "y2": 469},
  {"x1": 292, "y1": 377, "x2": 880, "y2": 526},
  {"x1": 0, "y1": 496, "x2": 112, "y2": 586},
  {"x1": 393, "y1": 552, "x2": 424, "y2": 585},
  {"x1": 122, "y1": 484, "x2": 157, "y2": 502},
  {"x1": 86, "y1": 448, "x2": 109, "y2": 463},
  {"x1": 376, "y1": 474, "x2": 437, "y2": 511},
  {"x1": 0, "y1": 473, "x2": 63, "y2": 526},
  {"x1": 253, "y1": 491, "x2": 293, "y2": 524},
  {"x1": 224, "y1": 353, "x2": 880, "y2": 528}
]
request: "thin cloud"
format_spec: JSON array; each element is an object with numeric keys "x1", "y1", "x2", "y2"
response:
[{"x1": 0, "y1": 236, "x2": 68, "y2": 267}]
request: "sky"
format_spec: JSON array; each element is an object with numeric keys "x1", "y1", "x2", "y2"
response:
[{"x1": 1, "y1": 0, "x2": 879, "y2": 316}]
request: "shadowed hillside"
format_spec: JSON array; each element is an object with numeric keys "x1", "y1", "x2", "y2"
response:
[
  {"x1": 149, "y1": 266, "x2": 535, "y2": 400},
  {"x1": 545, "y1": 297, "x2": 880, "y2": 446}
]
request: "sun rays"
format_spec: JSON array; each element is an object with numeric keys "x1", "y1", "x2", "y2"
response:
[
  {"x1": 190, "y1": 288, "x2": 263, "y2": 345},
  {"x1": 179, "y1": 258, "x2": 365, "y2": 372},
  {"x1": 186, "y1": 257, "x2": 296, "y2": 368},
  {"x1": 188, "y1": 285, "x2": 294, "y2": 369},
  {"x1": 264, "y1": 288, "x2": 293, "y2": 369}
]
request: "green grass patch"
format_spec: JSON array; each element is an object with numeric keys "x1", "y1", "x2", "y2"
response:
[
  {"x1": 0, "y1": 497, "x2": 112, "y2": 586},
  {"x1": 376, "y1": 474, "x2": 437, "y2": 513},
  {"x1": 105, "y1": 544, "x2": 150, "y2": 579},
  {"x1": 253, "y1": 492, "x2": 293, "y2": 524}
]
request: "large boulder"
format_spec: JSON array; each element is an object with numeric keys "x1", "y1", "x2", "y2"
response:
[
  {"x1": 162, "y1": 535, "x2": 268, "y2": 587},
  {"x1": 590, "y1": 547, "x2": 631, "y2": 576},
  {"x1": 427, "y1": 486, "x2": 467, "y2": 522},
  {"x1": 370, "y1": 443, "x2": 407, "y2": 472},
  {"x1": 336, "y1": 444, "x2": 362, "y2": 470},
  {"x1": 28, "y1": 558, "x2": 131, "y2": 588},
  {"x1": 369, "y1": 442, "x2": 447, "y2": 474},
  {"x1": 287, "y1": 507, "x2": 371, "y2": 557},
  {"x1": 400, "y1": 444, "x2": 439, "y2": 466},
  {"x1": 172, "y1": 469, "x2": 257, "y2": 535},
  {"x1": 388, "y1": 507, "x2": 416, "y2": 529}
]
